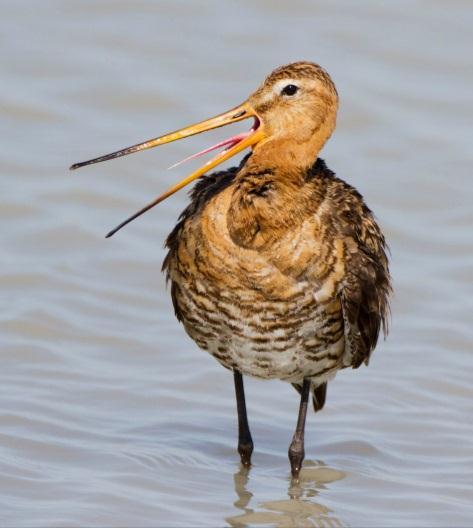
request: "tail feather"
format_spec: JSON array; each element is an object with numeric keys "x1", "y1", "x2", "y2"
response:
[{"x1": 291, "y1": 382, "x2": 327, "y2": 412}]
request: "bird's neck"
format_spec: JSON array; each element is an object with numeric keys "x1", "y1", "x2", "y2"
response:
[
  {"x1": 249, "y1": 134, "x2": 326, "y2": 174},
  {"x1": 227, "y1": 149, "x2": 325, "y2": 250}
]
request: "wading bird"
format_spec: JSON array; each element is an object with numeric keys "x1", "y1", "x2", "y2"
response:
[{"x1": 71, "y1": 62, "x2": 391, "y2": 478}]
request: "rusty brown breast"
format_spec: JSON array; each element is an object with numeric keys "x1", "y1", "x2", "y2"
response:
[{"x1": 163, "y1": 156, "x2": 391, "y2": 387}]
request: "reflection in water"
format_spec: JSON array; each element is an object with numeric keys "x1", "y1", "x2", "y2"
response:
[{"x1": 227, "y1": 461, "x2": 346, "y2": 527}]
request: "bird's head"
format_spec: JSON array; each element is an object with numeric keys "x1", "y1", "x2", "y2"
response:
[
  {"x1": 248, "y1": 62, "x2": 338, "y2": 163},
  {"x1": 70, "y1": 61, "x2": 338, "y2": 237}
]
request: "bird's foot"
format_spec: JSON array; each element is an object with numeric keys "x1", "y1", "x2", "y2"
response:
[
  {"x1": 288, "y1": 440, "x2": 305, "y2": 479},
  {"x1": 238, "y1": 441, "x2": 254, "y2": 467}
]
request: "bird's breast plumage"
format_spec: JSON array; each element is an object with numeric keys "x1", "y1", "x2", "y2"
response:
[{"x1": 162, "y1": 161, "x2": 370, "y2": 384}]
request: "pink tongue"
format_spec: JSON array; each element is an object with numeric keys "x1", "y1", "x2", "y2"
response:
[{"x1": 168, "y1": 130, "x2": 252, "y2": 169}]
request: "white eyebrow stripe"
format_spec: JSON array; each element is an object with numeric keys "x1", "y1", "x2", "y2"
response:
[{"x1": 272, "y1": 79, "x2": 299, "y2": 95}]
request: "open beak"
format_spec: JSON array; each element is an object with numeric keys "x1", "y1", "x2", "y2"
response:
[{"x1": 70, "y1": 102, "x2": 265, "y2": 238}]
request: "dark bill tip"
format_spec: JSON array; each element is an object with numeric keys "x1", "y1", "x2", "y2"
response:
[
  {"x1": 69, "y1": 142, "x2": 150, "y2": 172},
  {"x1": 104, "y1": 195, "x2": 164, "y2": 239}
]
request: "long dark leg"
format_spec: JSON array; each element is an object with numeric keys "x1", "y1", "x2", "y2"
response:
[
  {"x1": 233, "y1": 370, "x2": 253, "y2": 467},
  {"x1": 288, "y1": 378, "x2": 311, "y2": 478}
]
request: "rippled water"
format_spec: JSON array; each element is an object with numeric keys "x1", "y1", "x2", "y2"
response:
[{"x1": 1, "y1": 1, "x2": 473, "y2": 526}]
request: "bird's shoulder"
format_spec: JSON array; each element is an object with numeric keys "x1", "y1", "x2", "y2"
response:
[{"x1": 309, "y1": 160, "x2": 385, "y2": 258}]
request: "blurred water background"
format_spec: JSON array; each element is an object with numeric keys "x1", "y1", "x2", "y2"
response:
[{"x1": 1, "y1": 1, "x2": 472, "y2": 526}]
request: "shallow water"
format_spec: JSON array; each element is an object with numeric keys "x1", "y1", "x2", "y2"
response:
[{"x1": 1, "y1": 1, "x2": 473, "y2": 526}]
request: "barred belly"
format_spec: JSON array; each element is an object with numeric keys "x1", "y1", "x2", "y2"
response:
[{"x1": 174, "y1": 278, "x2": 345, "y2": 385}]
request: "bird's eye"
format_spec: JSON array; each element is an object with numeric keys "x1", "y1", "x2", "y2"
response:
[{"x1": 281, "y1": 84, "x2": 299, "y2": 96}]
